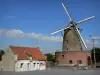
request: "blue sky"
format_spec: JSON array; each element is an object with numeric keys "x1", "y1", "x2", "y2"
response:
[{"x1": 0, "y1": 0, "x2": 100, "y2": 53}]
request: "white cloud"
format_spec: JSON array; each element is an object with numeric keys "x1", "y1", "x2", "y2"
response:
[
  {"x1": 27, "y1": 32, "x2": 63, "y2": 42},
  {"x1": 85, "y1": 39, "x2": 100, "y2": 47},
  {"x1": 0, "y1": 29, "x2": 25, "y2": 38},
  {"x1": 0, "y1": 28, "x2": 100, "y2": 47},
  {"x1": 0, "y1": 28, "x2": 63, "y2": 42},
  {"x1": 92, "y1": 36, "x2": 100, "y2": 40}
]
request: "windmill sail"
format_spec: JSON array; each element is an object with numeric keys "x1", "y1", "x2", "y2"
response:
[
  {"x1": 74, "y1": 26, "x2": 87, "y2": 49},
  {"x1": 62, "y1": 3, "x2": 73, "y2": 21},
  {"x1": 51, "y1": 2, "x2": 95, "y2": 51}
]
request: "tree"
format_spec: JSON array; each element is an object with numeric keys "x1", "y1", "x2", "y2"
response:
[
  {"x1": 0, "y1": 50, "x2": 5, "y2": 61},
  {"x1": 91, "y1": 47, "x2": 100, "y2": 63},
  {"x1": 0, "y1": 50, "x2": 5, "y2": 55},
  {"x1": 44, "y1": 53, "x2": 56, "y2": 63}
]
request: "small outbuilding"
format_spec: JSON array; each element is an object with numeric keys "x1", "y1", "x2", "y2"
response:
[{"x1": 0, "y1": 46, "x2": 47, "y2": 71}]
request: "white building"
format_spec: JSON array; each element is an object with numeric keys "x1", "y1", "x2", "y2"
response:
[{"x1": 0, "y1": 46, "x2": 47, "y2": 71}]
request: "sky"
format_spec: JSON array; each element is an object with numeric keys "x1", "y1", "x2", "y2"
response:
[{"x1": 0, "y1": 0, "x2": 100, "y2": 54}]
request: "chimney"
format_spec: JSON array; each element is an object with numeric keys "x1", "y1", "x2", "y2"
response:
[
  {"x1": 37, "y1": 47, "x2": 40, "y2": 50},
  {"x1": 36, "y1": 41, "x2": 39, "y2": 47}
]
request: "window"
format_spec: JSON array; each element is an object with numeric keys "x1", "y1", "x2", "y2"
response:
[
  {"x1": 80, "y1": 47, "x2": 82, "y2": 51},
  {"x1": 33, "y1": 63, "x2": 36, "y2": 65},
  {"x1": 79, "y1": 60, "x2": 82, "y2": 64},
  {"x1": 27, "y1": 63, "x2": 30, "y2": 68},
  {"x1": 40, "y1": 63, "x2": 42, "y2": 66},
  {"x1": 33, "y1": 63, "x2": 36, "y2": 66},
  {"x1": 69, "y1": 60, "x2": 73, "y2": 64},
  {"x1": 62, "y1": 54, "x2": 64, "y2": 57},
  {"x1": 56, "y1": 60, "x2": 59, "y2": 64},
  {"x1": 67, "y1": 40, "x2": 68, "y2": 44},
  {"x1": 67, "y1": 48, "x2": 68, "y2": 50},
  {"x1": 37, "y1": 63, "x2": 39, "y2": 64},
  {"x1": 20, "y1": 63, "x2": 23, "y2": 68}
]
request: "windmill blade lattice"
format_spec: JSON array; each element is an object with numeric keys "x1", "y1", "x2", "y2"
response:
[
  {"x1": 77, "y1": 16, "x2": 95, "y2": 24},
  {"x1": 74, "y1": 26, "x2": 87, "y2": 49},
  {"x1": 62, "y1": 3, "x2": 73, "y2": 22}
]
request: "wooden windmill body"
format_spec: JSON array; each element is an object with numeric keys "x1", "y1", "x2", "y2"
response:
[{"x1": 63, "y1": 25, "x2": 82, "y2": 51}]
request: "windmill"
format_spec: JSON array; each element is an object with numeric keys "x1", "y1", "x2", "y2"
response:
[{"x1": 51, "y1": 3, "x2": 95, "y2": 51}]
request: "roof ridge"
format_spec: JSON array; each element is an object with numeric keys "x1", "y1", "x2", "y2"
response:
[{"x1": 10, "y1": 45, "x2": 40, "y2": 49}]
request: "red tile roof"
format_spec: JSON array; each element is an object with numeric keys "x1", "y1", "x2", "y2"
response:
[{"x1": 9, "y1": 46, "x2": 46, "y2": 60}]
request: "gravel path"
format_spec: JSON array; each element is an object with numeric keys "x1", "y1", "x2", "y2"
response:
[{"x1": 0, "y1": 68, "x2": 100, "y2": 75}]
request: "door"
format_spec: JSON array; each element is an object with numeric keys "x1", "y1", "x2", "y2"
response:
[{"x1": 87, "y1": 56, "x2": 91, "y2": 66}]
